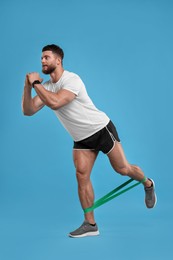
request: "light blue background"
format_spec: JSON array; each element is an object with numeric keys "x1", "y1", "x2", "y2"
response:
[{"x1": 0, "y1": 0, "x2": 172, "y2": 259}]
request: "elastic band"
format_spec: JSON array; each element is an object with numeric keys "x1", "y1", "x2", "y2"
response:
[
  {"x1": 141, "y1": 176, "x2": 147, "y2": 183},
  {"x1": 84, "y1": 178, "x2": 145, "y2": 214}
]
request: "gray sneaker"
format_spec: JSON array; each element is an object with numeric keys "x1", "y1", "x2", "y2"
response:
[
  {"x1": 69, "y1": 220, "x2": 100, "y2": 238},
  {"x1": 145, "y1": 178, "x2": 157, "y2": 208}
]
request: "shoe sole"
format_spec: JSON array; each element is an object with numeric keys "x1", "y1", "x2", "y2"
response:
[
  {"x1": 69, "y1": 230, "x2": 100, "y2": 238},
  {"x1": 145, "y1": 178, "x2": 157, "y2": 208}
]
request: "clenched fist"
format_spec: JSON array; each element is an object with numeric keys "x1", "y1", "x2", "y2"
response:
[{"x1": 27, "y1": 72, "x2": 43, "y2": 86}]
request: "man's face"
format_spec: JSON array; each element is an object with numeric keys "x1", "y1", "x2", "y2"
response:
[{"x1": 41, "y1": 51, "x2": 59, "y2": 74}]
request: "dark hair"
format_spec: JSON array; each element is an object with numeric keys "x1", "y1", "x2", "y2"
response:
[{"x1": 42, "y1": 44, "x2": 64, "y2": 61}]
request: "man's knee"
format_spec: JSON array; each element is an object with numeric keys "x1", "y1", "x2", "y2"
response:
[
  {"x1": 75, "y1": 161, "x2": 88, "y2": 176},
  {"x1": 76, "y1": 164, "x2": 90, "y2": 185}
]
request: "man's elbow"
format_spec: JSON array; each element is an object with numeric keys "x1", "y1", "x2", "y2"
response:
[
  {"x1": 22, "y1": 110, "x2": 34, "y2": 116},
  {"x1": 49, "y1": 101, "x2": 60, "y2": 110},
  {"x1": 23, "y1": 111, "x2": 34, "y2": 116},
  {"x1": 22, "y1": 107, "x2": 34, "y2": 116}
]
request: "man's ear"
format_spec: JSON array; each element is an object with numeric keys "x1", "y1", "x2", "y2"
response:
[{"x1": 57, "y1": 57, "x2": 62, "y2": 65}]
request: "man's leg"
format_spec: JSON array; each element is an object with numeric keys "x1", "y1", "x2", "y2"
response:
[
  {"x1": 73, "y1": 149, "x2": 98, "y2": 223},
  {"x1": 107, "y1": 142, "x2": 152, "y2": 187},
  {"x1": 107, "y1": 142, "x2": 157, "y2": 208},
  {"x1": 68, "y1": 149, "x2": 99, "y2": 238}
]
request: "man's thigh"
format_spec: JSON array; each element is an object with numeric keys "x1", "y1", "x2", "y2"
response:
[
  {"x1": 107, "y1": 142, "x2": 129, "y2": 172},
  {"x1": 73, "y1": 149, "x2": 98, "y2": 174}
]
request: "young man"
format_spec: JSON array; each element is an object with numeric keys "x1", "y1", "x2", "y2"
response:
[{"x1": 22, "y1": 44, "x2": 157, "y2": 238}]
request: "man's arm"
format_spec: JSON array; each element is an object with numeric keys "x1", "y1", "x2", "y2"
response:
[
  {"x1": 27, "y1": 72, "x2": 76, "y2": 110},
  {"x1": 34, "y1": 84, "x2": 76, "y2": 110},
  {"x1": 22, "y1": 74, "x2": 45, "y2": 116}
]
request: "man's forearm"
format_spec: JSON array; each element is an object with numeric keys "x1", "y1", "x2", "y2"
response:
[
  {"x1": 34, "y1": 84, "x2": 60, "y2": 109},
  {"x1": 22, "y1": 86, "x2": 36, "y2": 115}
]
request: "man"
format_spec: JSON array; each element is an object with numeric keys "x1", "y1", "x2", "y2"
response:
[{"x1": 22, "y1": 44, "x2": 157, "y2": 238}]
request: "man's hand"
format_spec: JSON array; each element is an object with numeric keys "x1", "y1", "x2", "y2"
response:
[
  {"x1": 22, "y1": 73, "x2": 45, "y2": 116},
  {"x1": 24, "y1": 74, "x2": 32, "y2": 88},
  {"x1": 27, "y1": 72, "x2": 43, "y2": 86}
]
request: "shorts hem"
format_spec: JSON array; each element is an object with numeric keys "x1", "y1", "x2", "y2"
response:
[
  {"x1": 106, "y1": 140, "x2": 121, "y2": 155},
  {"x1": 73, "y1": 148, "x2": 95, "y2": 151}
]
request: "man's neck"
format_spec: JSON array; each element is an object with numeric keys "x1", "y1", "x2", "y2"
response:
[{"x1": 50, "y1": 67, "x2": 64, "y2": 83}]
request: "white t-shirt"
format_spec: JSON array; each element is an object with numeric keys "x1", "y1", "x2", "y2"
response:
[{"x1": 43, "y1": 70, "x2": 110, "y2": 141}]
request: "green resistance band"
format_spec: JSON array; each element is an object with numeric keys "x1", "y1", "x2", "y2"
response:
[{"x1": 84, "y1": 177, "x2": 147, "y2": 214}]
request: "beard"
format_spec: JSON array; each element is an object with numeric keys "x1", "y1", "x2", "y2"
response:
[{"x1": 42, "y1": 64, "x2": 56, "y2": 74}]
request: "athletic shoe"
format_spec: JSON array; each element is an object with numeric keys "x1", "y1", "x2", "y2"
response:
[
  {"x1": 144, "y1": 178, "x2": 157, "y2": 208},
  {"x1": 68, "y1": 220, "x2": 100, "y2": 238}
]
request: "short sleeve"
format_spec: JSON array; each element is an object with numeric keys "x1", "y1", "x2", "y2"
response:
[
  {"x1": 43, "y1": 80, "x2": 51, "y2": 91},
  {"x1": 61, "y1": 75, "x2": 82, "y2": 96}
]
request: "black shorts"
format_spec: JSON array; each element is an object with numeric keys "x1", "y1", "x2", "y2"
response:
[{"x1": 73, "y1": 120, "x2": 120, "y2": 154}]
